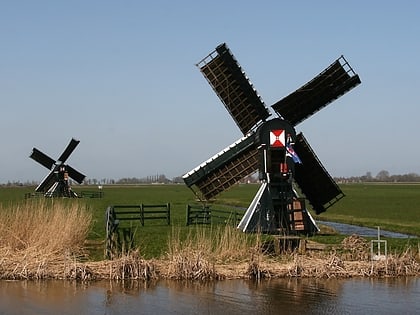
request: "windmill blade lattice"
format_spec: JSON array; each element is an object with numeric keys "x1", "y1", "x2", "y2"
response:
[
  {"x1": 197, "y1": 43, "x2": 270, "y2": 134},
  {"x1": 183, "y1": 132, "x2": 259, "y2": 200}
]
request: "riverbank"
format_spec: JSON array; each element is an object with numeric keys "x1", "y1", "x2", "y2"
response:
[
  {"x1": 2, "y1": 251, "x2": 419, "y2": 281},
  {"x1": 1, "y1": 199, "x2": 418, "y2": 281},
  {"x1": 2, "y1": 235, "x2": 419, "y2": 281}
]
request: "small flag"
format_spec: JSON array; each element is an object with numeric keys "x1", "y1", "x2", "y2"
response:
[{"x1": 286, "y1": 144, "x2": 302, "y2": 164}]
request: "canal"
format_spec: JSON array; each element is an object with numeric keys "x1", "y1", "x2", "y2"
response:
[{"x1": 1, "y1": 277, "x2": 418, "y2": 314}]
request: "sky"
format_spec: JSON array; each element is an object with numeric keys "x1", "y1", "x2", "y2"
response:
[{"x1": 1, "y1": 1, "x2": 419, "y2": 183}]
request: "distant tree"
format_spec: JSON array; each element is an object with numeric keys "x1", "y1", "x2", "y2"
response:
[
  {"x1": 376, "y1": 170, "x2": 390, "y2": 181},
  {"x1": 360, "y1": 171, "x2": 373, "y2": 182},
  {"x1": 157, "y1": 174, "x2": 170, "y2": 184},
  {"x1": 172, "y1": 176, "x2": 184, "y2": 184}
]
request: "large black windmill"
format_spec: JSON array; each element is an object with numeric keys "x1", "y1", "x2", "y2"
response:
[
  {"x1": 183, "y1": 43, "x2": 361, "y2": 235},
  {"x1": 30, "y1": 138, "x2": 86, "y2": 197}
]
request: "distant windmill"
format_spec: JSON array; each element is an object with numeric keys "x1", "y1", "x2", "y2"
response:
[
  {"x1": 183, "y1": 43, "x2": 361, "y2": 235},
  {"x1": 30, "y1": 138, "x2": 86, "y2": 197}
]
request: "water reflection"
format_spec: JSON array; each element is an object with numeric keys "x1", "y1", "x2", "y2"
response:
[{"x1": 0, "y1": 277, "x2": 418, "y2": 314}]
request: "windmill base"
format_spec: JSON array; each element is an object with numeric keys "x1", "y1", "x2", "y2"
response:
[
  {"x1": 237, "y1": 182, "x2": 318, "y2": 235},
  {"x1": 43, "y1": 181, "x2": 79, "y2": 198}
]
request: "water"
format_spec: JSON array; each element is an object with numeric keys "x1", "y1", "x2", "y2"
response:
[
  {"x1": 1, "y1": 277, "x2": 418, "y2": 314},
  {"x1": 317, "y1": 220, "x2": 414, "y2": 238}
]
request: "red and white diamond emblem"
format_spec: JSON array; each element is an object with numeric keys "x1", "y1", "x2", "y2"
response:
[{"x1": 270, "y1": 129, "x2": 285, "y2": 147}]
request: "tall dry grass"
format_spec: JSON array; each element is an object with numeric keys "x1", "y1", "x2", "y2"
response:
[
  {"x1": 164, "y1": 229, "x2": 420, "y2": 280},
  {"x1": 165, "y1": 225, "x2": 261, "y2": 280},
  {"x1": 0, "y1": 200, "x2": 92, "y2": 279},
  {"x1": 1, "y1": 200, "x2": 417, "y2": 281}
]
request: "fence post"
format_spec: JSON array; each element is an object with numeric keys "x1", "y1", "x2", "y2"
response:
[
  {"x1": 140, "y1": 204, "x2": 144, "y2": 226},
  {"x1": 105, "y1": 205, "x2": 119, "y2": 259},
  {"x1": 186, "y1": 204, "x2": 190, "y2": 226},
  {"x1": 166, "y1": 203, "x2": 171, "y2": 225}
]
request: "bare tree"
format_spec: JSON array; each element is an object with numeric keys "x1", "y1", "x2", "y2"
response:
[{"x1": 376, "y1": 170, "x2": 390, "y2": 181}]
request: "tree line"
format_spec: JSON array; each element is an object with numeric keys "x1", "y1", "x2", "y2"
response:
[
  {"x1": 2, "y1": 170, "x2": 420, "y2": 187},
  {"x1": 335, "y1": 170, "x2": 420, "y2": 183}
]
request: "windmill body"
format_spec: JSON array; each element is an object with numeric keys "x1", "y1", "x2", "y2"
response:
[
  {"x1": 30, "y1": 138, "x2": 86, "y2": 198},
  {"x1": 183, "y1": 43, "x2": 361, "y2": 235}
]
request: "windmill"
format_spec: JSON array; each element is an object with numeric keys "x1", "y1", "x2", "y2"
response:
[
  {"x1": 30, "y1": 138, "x2": 86, "y2": 197},
  {"x1": 183, "y1": 43, "x2": 361, "y2": 235}
]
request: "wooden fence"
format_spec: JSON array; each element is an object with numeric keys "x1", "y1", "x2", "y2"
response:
[
  {"x1": 105, "y1": 203, "x2": 170, "y2": 258},
  {"x1": 185, "y1": 204, "x2": 245, "y2": 226}
]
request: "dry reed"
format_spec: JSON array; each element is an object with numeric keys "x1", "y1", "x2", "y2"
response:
[
  {"x1": 281, "y1": 235, "x2": 420, "y2": 279},
  {"x1": 340, "y1": 234, "x2": 370, "y2": 260},
  {"x1": 0, "y1": 200, "x2": 92, "y2": 280},
  {"x1": 1, "y1": 203, "x2": 418, "y2": 281},
  {"x1": 247, "y1": 231, "x2": 271, "y2": 280},
  {"x1": 164, "y1": 225, "x2": 258, "y2": 280},
  {"x1": 87, "y1": 250, "x2": 158, "y2": 280}
]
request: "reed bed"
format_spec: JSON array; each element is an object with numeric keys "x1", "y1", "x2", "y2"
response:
[
  {"x1": 71, "y1": 233, "x2": 420, "y2": 280},
  {"x1": 1, "y1": 200, "x2": 418, "y2": 281},
  {"x1": 269, "y1": 235, "x2": 420, "y2": 279},
  {"x1": 0, "y1": 200, "x2": 91, "y2": 280},
  {"x1": 86, "y1": 251, "x2": 158, "y2": 281},
  {"x1": 164, "y1": 225, "x2": 258, "y2": 280},
  {"x1": 282, "y1": 250, "x2": 420, "y2": 279}
]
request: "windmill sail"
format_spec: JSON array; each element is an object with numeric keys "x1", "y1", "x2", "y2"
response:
[
  {"x1": 272, "y1": 56, "x2": 361, "y2": 126},
  {"x1": 293, "y1": 133, "x2": 344, "y2": 214},
  {"x1": 198, "y1": 43, "x2": 270, "y2": 134},
  {"x1": 183, "y1": 133, "x2": 259, "y2": 200},
  {"x1": 30, "y1": 148, "x2": 55, "y2": 170},
  {"x1": 58, "y1": 138, "x2": 80, "y2": 163}
]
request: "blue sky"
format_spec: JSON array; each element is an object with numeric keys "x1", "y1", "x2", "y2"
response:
[{"x1": 1, "y1": 1, "x2": 419, "y2": 183}]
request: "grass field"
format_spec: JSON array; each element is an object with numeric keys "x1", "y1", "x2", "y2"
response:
[
  {"x1": 315, "y1": 183, "x2": 420, "y2": 236},
  {"x1": 0, "y1": 183, "x2": 418, "y2": 259}
]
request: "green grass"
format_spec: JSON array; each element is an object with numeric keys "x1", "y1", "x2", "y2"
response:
[
  {"x1": 1, "y1": 183, "x2": 418, "y2": 259},
  {"x1": 314, "y1": 183, "x2": 420, "y2": 236}
]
